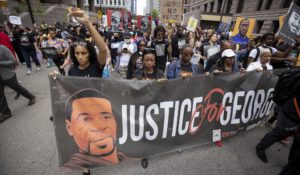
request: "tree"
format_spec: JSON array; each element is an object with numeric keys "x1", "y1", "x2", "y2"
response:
[{"x1": 151, "y1": 9, "x2": 159, "y2": 19}]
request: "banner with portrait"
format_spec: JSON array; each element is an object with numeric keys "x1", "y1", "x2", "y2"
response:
[
  {"x1": 137, "y1": 15, "x2": 152, "y2": 33},
  {"x1": 107, "y1": 10, "x2": 124, "y2": 31},
  {"x1": 231, "y1": 17, "x2": 255, "y2": 37},
  {"x1": 160, "y1": 0, "x2": 183, "y2": 24},
  {"x1": 50, "y1": 71, "x2": 280, "y2": 171},
  {"x1": 278, "y1": 3, "x2": 300, "y2": 46}
]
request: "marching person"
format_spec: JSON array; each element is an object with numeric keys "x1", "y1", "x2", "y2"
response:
[{"x1": 0, "y1": 45, "x2": 36, "y2": 123}]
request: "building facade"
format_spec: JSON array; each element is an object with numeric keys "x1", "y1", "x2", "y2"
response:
[
  {"x1": 183, "y1": 0, "x2": 292, "y2": 34},
  {"x1": 84, "y1": 0, "x2": 132, "y2": 14},
  {"x1": 131, "y1": 0, "x2": 137, "y2": 16}
]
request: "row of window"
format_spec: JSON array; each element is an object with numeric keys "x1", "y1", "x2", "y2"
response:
[
  {"x1": 85, "y1": 0, "x2": 124, "y2": 6},
  {"x1": 186, "y1": 0, "x2": 292, "y2": 14}
]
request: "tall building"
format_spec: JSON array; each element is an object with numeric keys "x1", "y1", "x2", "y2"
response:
[
  {"x1": 183, "y1": 0, "x2": 292, "y2": 34},
  {"x1": 131, "y1": 0, "x2": 137, "y2": 16},
  {"x1": 84, "y1": 0, "x2": 132, "y2": 14}
]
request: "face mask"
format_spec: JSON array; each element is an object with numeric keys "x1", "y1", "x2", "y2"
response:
[
  {"x1": 139, "y1": 51, "x2": 143, "y2": 55},
  {"x1": 125, "y1": 39, "x2": 130, "y2": 44}
]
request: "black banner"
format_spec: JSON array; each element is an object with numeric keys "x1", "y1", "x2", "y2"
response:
[{"x1": 49, "y1": 71, "x2": 279, "y2": 171}]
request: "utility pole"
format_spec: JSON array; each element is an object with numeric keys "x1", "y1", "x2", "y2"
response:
[{"x1": 26, "y1": 0, "x2": 35, "y2": 25}]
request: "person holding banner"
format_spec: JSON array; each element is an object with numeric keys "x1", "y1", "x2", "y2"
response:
[
  {"x1": 67, "y1": 10, "x2": 107, "y2": 77},
  {"x1": 167, "y1": 45, "x2": 203, "y2": 79},
  {"x1": 63, "y1": 89, "x2": 126, "y2": 170},
  {"x1": 246, "y1": 48, "x2": 273, "y2": 71},
  {"x1": 127, "y1": 40, "x2": 146, "y2": 79},
  {"x1": 132, "y1": 48, "x2": 164, "y2": 80},
  {"x1": 211, "y1": 49, "x2": 238, "y2": 73}
]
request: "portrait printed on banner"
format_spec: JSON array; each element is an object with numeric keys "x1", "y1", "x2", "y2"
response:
[
  {"x1": 111, "y1": 11, "x2": 123, "y2": 31},
  {"x1": 62, "y1": 89, "x2": 126, "y2": 170},
  {"x1": 279, "y1": 3, "x2": 300, "y2": 45},
  {"x1": 230, "y1": 17, "x2": 255, "y2": 50}
]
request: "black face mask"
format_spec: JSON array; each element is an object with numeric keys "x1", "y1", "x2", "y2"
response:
[{"x1": 19, "y1": 29, "x2": 25, "y2": 33}]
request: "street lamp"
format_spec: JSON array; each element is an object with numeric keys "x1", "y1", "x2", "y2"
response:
[{"x1": 26, "y1": 0, "x2": 35, "y2": 25}]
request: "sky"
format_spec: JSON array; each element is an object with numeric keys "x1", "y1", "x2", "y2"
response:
[{"x1": 137, "y1": 0, "x2": 146, "y2": 15}]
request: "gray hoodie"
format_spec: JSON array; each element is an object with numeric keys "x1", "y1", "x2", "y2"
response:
[{"x1": 0, "y1": 45, "x2": 16, "y2": 80}]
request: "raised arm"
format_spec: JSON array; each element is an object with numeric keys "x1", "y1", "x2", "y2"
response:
[{"x1": 71, "y1": 11, "x2": 107, "y2": 66}]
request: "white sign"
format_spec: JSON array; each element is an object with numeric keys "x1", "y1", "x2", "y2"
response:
[
  {"x1": 9, "y1": 16, "x2": 22, "y2": 25},
  {"x1": 102, "y1": 15, "x2": 107, "y2": 27},
  {"x1": 212, "y1": 129, "x2": 221, "y2": 142}
]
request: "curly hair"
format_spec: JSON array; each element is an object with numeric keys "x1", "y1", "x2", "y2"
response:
[
  {"x1": 154, "y1": 25, "x2": 166, "y2": 38},
  {"x1": 69, "y1": 39, "x2": 98, "y2": 68}
]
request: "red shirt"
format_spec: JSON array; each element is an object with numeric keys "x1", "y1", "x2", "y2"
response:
[{"x1": 0, "y1": 31, "x2": 16, "y2": 58}]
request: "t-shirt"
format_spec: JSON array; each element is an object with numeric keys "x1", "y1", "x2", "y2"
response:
[
  {"x1": 246, "y1": 61, "x2": 273, "y2": 71},
  {"x1": 171, "y1": 35, "x2": 186, "y2": 59},
  {"x1": 151, "y1": 39, "x2": 169, "y2": 70},
  {"x1": 119, "y1": 43, "x2": 135, "y2": 66},
  {"x1": 68, "y1": 61, "x2": 104, "y2": 78},
  {"x1": 248, "y1": 46, "x2": 278, "y2": 62},
  {"x1": 19, "y1": 32, "x2": 36, "y2": 50},
  {"x1": 181, "y1": 63, "x2": 193, "y2": 77}
]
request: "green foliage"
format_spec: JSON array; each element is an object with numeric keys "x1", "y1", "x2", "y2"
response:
[{"x1": 151, "y1": 9, "x2": 159, "y2": 19}]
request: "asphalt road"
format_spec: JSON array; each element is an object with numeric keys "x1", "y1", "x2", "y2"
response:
[{"x1": 0, "y1": 64, "x2": 291, "y2": 175}]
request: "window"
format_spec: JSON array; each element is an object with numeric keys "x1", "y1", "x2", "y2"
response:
[
  {"x1": 254, "y1": 21, "x2": 264, "y2": 33},
  {"x1": 184, "y1": 9, "x2": 187, "y2": 13},
  {"x1": 185, "y1": 0, "x2": 187, "y2": 4},
  {"x1": 204, "y1": 4, "x2": 208, "y2": 12},
  {"x1": 257, "y1": 0, "x2": 263, "y2": 11},
  {"x1": 217, "y1": 0, "x2": 223, "y2": 13},
  {"x1": 226, "y1": 0, "x2": 232, "y2": 13},
  {"x1": 281, "y1": 0, "x2": 292, "y2": 8},
  {"x1": 210, "y1": 2, "x2": 214, "y2": 12},
  {"x1": 236, "y1": 0, "x2": 245, "y2": 13},
  {"x1": 270, "y1": 20, "x2": 279, "y2": 33},
  {"x1": 265, "y1": 0, "x2": 273, "y2": 10}
]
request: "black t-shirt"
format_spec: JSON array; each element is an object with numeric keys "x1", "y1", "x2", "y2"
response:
[
  {"x1": 68, "y1": 61, "x2": 104, "y2": 78},
  {"x1": 181, "y1": 63, "x2": 193, "y2": 73},
  {"x1": 171, "y1": 35, "x2": 186, "y2": 59},
  {"x1": 151, "y1": 39, "x2": 169, "y2": 70},
  {"x1": 19, "y1": 32, "x2": 36, "y2": 50}
]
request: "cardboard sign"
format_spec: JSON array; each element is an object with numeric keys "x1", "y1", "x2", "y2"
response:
[
  {"x1": 161, "y1": 0, "x2": 183, "y2": 24},
  {"x1": 9, "y1": 16, "x2": 22, "y2": 25},
  {"x1": 187, "y1": 17, "x2": 198, "y2": 32}
]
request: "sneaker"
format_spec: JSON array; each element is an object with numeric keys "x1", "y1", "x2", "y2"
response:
[
  {"x1": 37, "y1": 66, "x2": 41, "y2": 71},
  {"x1": 26, "y1": 70, "x2": 32, "y2": 75},
  {"x1": 28, "y1": 96, "x2": 36, "y2": 106},
  {"x1": 256, "y1": 144, "x2": 268, "y2": 163}
]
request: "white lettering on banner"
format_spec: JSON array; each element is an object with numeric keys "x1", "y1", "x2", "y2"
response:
[{"x1": 118, "y1": 88, "x2": 275, "y2": 144}]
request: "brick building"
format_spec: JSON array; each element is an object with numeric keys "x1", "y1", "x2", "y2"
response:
[{"x1": 183, "y1": 0, "x2": 293, "y2": 34}]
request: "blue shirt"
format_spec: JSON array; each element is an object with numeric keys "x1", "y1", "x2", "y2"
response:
[{"x1": 231, "y1": 33, "x2": 249, "y2": 49}]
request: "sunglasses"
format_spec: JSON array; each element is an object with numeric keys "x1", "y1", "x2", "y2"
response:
[
  {"x1": 72, "y1": 41, "x2": 87, "y2": 47},
  {"x1": 140, "y1": 44, "x2": 146, "y2": 47}
]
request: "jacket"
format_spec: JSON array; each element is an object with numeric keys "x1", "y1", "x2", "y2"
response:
[
  {"x1": 0, "y1": 45, "x2": 16, "y2": 80},
  {"x1": 167, "y1": 60, "x2": 202, "y2": 79}
]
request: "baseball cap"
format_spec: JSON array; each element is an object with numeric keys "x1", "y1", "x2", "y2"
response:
[{"x1": 221, "y1": 49, "x2": 235, "y2": 58}]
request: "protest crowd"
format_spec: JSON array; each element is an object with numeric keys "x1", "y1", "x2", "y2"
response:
[{"x1": 1, "y1": 5, "x2": 300, "y2": 175}]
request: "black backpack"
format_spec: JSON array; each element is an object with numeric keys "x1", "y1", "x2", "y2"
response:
[{"x1": 272, "y1": 68, "x2": 300, "y2": 105}]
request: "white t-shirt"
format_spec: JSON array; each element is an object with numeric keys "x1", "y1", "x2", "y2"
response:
[
  {"x1": 119, "y1": 43, "x2": 135, "y2": 66},
  {"x1": 248, "y1": 46, "x2": 278, "y2": 62},
  {"x1": 247, "y1": 61, "x2": 273, "y2": 71}
]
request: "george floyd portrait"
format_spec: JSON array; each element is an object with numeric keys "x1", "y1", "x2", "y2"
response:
[
  {"x1": 111, "y1": 11, "x2": 122, "y2": 31},
  {"x1": 62, "y1": 89, "x2": 125, "y2": 170},
  {"x1": 231, "y1": 18, "x2": 250, "y2": 49},
  {"x1": 288, "y1": 10, "x2": 300, "y2": 36}
]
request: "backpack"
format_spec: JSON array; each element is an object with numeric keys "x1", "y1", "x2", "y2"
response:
[{"x1": 272, "y1": 68, "x2": 300, "y2": 105}]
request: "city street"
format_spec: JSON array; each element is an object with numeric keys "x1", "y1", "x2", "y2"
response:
[{"x1": 0, "y1": 64, "x2": 291, "y2": 175}]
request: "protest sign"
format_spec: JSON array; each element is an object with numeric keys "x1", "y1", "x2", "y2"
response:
[
  {"x1": 161, "y1": 0, "x2": 183, "y2": 24},
  {"x1": 278, "y1": 3, "x2": 300, "y2": 46},
  {"x1": 107, "y1": 10, "x2": 123, "y2": 31},
  {"x1": 187, "y1": 17, "x2": 198, "y2": 32},
  {"x1": 137, "y1": 15, "x2": 152, "y2": 32},
  {"x1": 50, "y1": 71, "x2": 279, "y2": 171},
  {"x1": 231, "y1": 17, "x2": 255, "y2": 37},
  {"x1": 9, "y1": 16, "x2": 22, "y2": 25}
]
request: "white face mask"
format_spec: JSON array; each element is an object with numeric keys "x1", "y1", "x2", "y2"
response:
[
  {"x1": 139, "y1": 51, "x2": 143, "y2": 55},
  {"x1": 125, "y1": 39, "x2": 131, "y2": 44}
]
